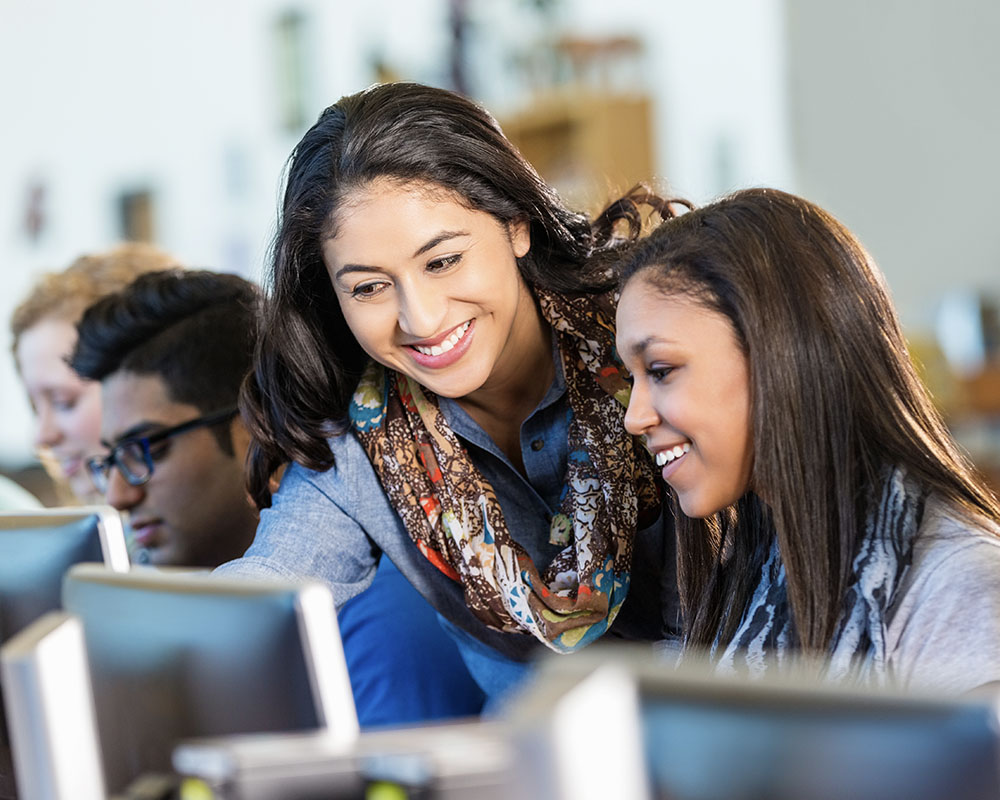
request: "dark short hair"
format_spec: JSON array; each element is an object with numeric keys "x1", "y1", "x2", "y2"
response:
[{"x1": 71, "y1": 269, "x2": 260, "y2": 455}]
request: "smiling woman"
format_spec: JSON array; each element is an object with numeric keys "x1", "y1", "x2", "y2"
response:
[
  {"x1": 615, "y1": 188, "x2": 1000, "y2": 694},
  {"x1": 618, "y1": 288, "x2": 752, "y2": 520},
  {"x1": 216, "y1": 81, "x2": 683, "y2": 704}
]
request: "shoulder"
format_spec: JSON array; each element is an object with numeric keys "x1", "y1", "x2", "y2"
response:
[
  {"x1": 262, "y1": 430, "x2": 399, "y2": 544},
  {"x1": 886, "y1": 496, "x2": 1000, "y2": 693},
  {"x1": 260, "y1": 432, "x2": 396, "y2": 526},
  {"x1": 908, "y1": 497, "x2": 1000, "y2": 580},
  {"x1": 279, "y1": 432, "x2": 379, "y2": 498},
  {"x1": 215, "y1": 431, "x2": 393, "y2": 604}
]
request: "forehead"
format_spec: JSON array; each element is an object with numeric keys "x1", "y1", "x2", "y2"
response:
[
  {"x1": 101, "y1": 371, "x2": 198, "y2": 436},
  {"x1": 15, "y1": 317, "x2": 78, "y2": 371},
  {"x1": 323, "y1": 179, "x2": 493, "y2": 265},
  {"x1": 616, "y1": 279, "x2": 737, "y2": 353}
]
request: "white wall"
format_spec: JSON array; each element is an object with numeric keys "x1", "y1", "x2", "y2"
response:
[
  {"x1": 0, "y1": 0, "x2": 793, "y2": 464},
  {"x1": 785, "y1": 0, "x2": 1000, "y2": 331},
  {"x1": 0, "y1": 0, "x2": 445, "y2": 462}
]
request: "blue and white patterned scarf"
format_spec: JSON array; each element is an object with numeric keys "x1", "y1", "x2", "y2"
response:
[{"x1": 714, "y1": 466, "x2": 926, "y2": 684}]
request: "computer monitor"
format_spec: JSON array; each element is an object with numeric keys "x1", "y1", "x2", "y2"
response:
[
  {"x1": 0, "y1": 612, "x2": 105, "y2": 800},
  {"x1": 61, "y1": 564, "x2": 359, "y2": 795},
  {"x1": 0, "y1": 506, "x2": 129, "y2": 643},
  {"x1": 507, "y1": 647, "x2": 1000, "y2": 800},
  {"x1": 0, "y1": 506, "x2": 128, "y2": 798}
]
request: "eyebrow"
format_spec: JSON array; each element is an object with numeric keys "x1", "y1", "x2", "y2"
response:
[
  {"x1": 625, "y1": 335, "x2": 671, "y2": 358},
  {"x1": 412, "y1": 229, "x2": 468, "y2": 258},
  {"x1": 332, "y1": 229, "x2": 470, "y2": 281}
]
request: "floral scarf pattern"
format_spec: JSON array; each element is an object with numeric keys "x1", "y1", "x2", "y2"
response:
[{"x1": 350, "y1": 288, "x2": 659, "y2": 653}]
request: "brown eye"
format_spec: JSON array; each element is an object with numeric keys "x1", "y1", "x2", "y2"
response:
[
  {"x1": 427, "y1": 254, "x2": 462, "y2": 272},
  {"x1": 647, "y1": 365, "x2": 675, "y2": 382},
  {"x1": 351, "y1": 281, "x2": 389, "y2": 299}
]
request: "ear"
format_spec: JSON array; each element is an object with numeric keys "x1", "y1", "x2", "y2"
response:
[
  {"x1": 268, "y1": 463, "x2": 287, "y2": 497},
  {"x1": 230, "y1": 417, "x2": 253, "y2": 466},
  {"x1": 509, "y1": 217, "x2": 531, "y2": 259}
]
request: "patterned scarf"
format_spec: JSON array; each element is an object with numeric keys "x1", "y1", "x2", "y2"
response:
[
  {"x1": 714, "y1": 466, "x2": 927, "y2": 684},
  {"x1": 350, "y1": 288, "x2": 659, "y2": 653}
]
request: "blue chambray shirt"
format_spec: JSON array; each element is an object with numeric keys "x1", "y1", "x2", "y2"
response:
[{"x1": 217, "y1": 352, "x2": 680, "y2": 703}]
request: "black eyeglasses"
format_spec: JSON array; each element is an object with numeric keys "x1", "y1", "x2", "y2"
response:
[{"x1": 86, "y1": 407, "x2": 239, "y2": 494}]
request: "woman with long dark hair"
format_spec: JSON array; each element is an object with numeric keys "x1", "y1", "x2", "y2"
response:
[
  {"x1": 616, "y1": 187, "x2": 1000, "y2": 691},
  {"x1": 218, "y1": 82, "x2": 680, "y2": 700}
]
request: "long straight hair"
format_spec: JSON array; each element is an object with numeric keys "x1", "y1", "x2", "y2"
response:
[
  {"x1": 242, "y1": 81, "x2": 669, "y2": 508},
  {"x1": 617, "y1": 188, "x2": 1000, "y2": 653}
]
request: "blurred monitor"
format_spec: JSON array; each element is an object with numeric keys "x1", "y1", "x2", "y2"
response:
[
  {"x1": 508, "y1": 647, "x2": 1000, "y2": 800},
  {"x1": 0, "y1": 506, "x2": 129, "y2": 643},
  {"x1": 0, "y1": 506, "x2": 128, "y2": 799},
  {"x1": 61, "y1": 564, "x2": 359, "y2": 795},
  {"x1": 0, "y1": 612, "x2": 104, "y2": 800}
]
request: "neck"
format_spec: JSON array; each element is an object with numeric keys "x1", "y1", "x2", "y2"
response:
[{"x1": 457, "y1": 290, "x2": 554, "y2": 457}]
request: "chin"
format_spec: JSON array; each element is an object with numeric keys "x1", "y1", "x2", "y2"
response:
[
  {"x1": 420, "y1": 371, "x2": 487, "y2": 400},
  {"x1": 143, "y1": 547, "x2": 176, "y2": 568},
  {"x1": 676, "y1": 493, "x2": 726, "y2": 520}
]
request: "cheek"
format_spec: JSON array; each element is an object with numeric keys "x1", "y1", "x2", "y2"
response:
[
  {"x1": 721, "y1": 379, "x2": 754, "y2": 493},
  {"x1": 466, "y1": 251, "x2": 523, "y2": 307},
  {"x1": 737, "y1": 405, "x2": 755, "y2": 485},
  {"x1": 149, "y1": 456, "x2": 210, "y2": 507},
  {"x1": 650, "y1": 386, "x2": 684, "y2": 429},
  {"x1": 337, "y1": 299, "x2": 395, "y2": 356}
]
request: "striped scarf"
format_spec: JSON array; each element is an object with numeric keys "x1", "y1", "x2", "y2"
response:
[{"x1": 714, "y1": 466, "x2": 926, "y2": 683}]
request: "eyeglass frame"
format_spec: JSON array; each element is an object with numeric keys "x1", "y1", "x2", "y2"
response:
[{"x1": 86, "y1": 407, "x2": 239, "y2": 494}]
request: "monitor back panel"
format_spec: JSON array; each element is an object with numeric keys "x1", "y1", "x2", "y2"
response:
[
  {"x1": 63, "y1": 574, "x2": 321, "y2": 793},
  {"x1": 640, "y1": 689, "x2": 1000, "y2": 800},
  {"x1": 0, "y1": 517, "x2": 104, "y2": 643}
]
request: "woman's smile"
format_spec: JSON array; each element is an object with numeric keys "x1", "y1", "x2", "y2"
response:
[{"x1": 406, "y1": 319, "x2": 475, "y2": 367}]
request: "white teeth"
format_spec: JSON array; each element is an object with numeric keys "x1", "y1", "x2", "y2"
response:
[
  {"x1": 414, "y1": 321, "x2": 470, "y2": 357},
  {"x1": 655, "y1": 442, "x2": 691, "y2": 467}
]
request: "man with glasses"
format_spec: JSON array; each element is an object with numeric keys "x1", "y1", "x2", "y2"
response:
[
  {"x1": 70, "y1": 268, "x2": 485, "y2": 724},
  {"x1": 71, "y1": 270, "x2": 258, "y2": 567}
]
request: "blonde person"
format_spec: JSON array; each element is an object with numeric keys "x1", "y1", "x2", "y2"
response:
[
  {"x1": 11, "y1": 243, "x2": 180, "y2": 505},
  {"x1": 616, "y1": 188, "x2": 1000, "y2": 693}
]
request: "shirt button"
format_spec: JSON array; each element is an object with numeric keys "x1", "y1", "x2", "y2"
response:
[{"x1": 531, "y1": 439, "x2": 544, "y2": 451}]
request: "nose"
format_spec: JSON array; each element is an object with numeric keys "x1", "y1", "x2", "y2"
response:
[
  {"x1": 396, "y1": 279, "x2": 446, "y2": 339},
  {"x1": 103, "y1": 466, "x2": 145, "y2": 512},
  {"x1": 623, "y1": 379, "x2": 659, "y2": 437},
  {"x1": 33, "y1": 403, "x2": 61, "y2": 449}
]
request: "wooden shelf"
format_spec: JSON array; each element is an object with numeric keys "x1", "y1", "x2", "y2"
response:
[{"x1": 499, "y1": 90, "x2": 655, "y2": 214}]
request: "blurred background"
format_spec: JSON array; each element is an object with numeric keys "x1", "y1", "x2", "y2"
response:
[{"x1": 2, "y1": 0, "x2": 999, "y2": 494}]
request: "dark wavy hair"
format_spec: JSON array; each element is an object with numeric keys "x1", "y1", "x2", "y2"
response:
[
  {"x1": 617, "y1": 187, "x2": 1000, "y2": 654},
  {"x1": 243, "y1": 81, "x2": 673, "y2": 508},
  {"x1": 71, "y1": 269, "x2": 259, "y2": 455}
]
